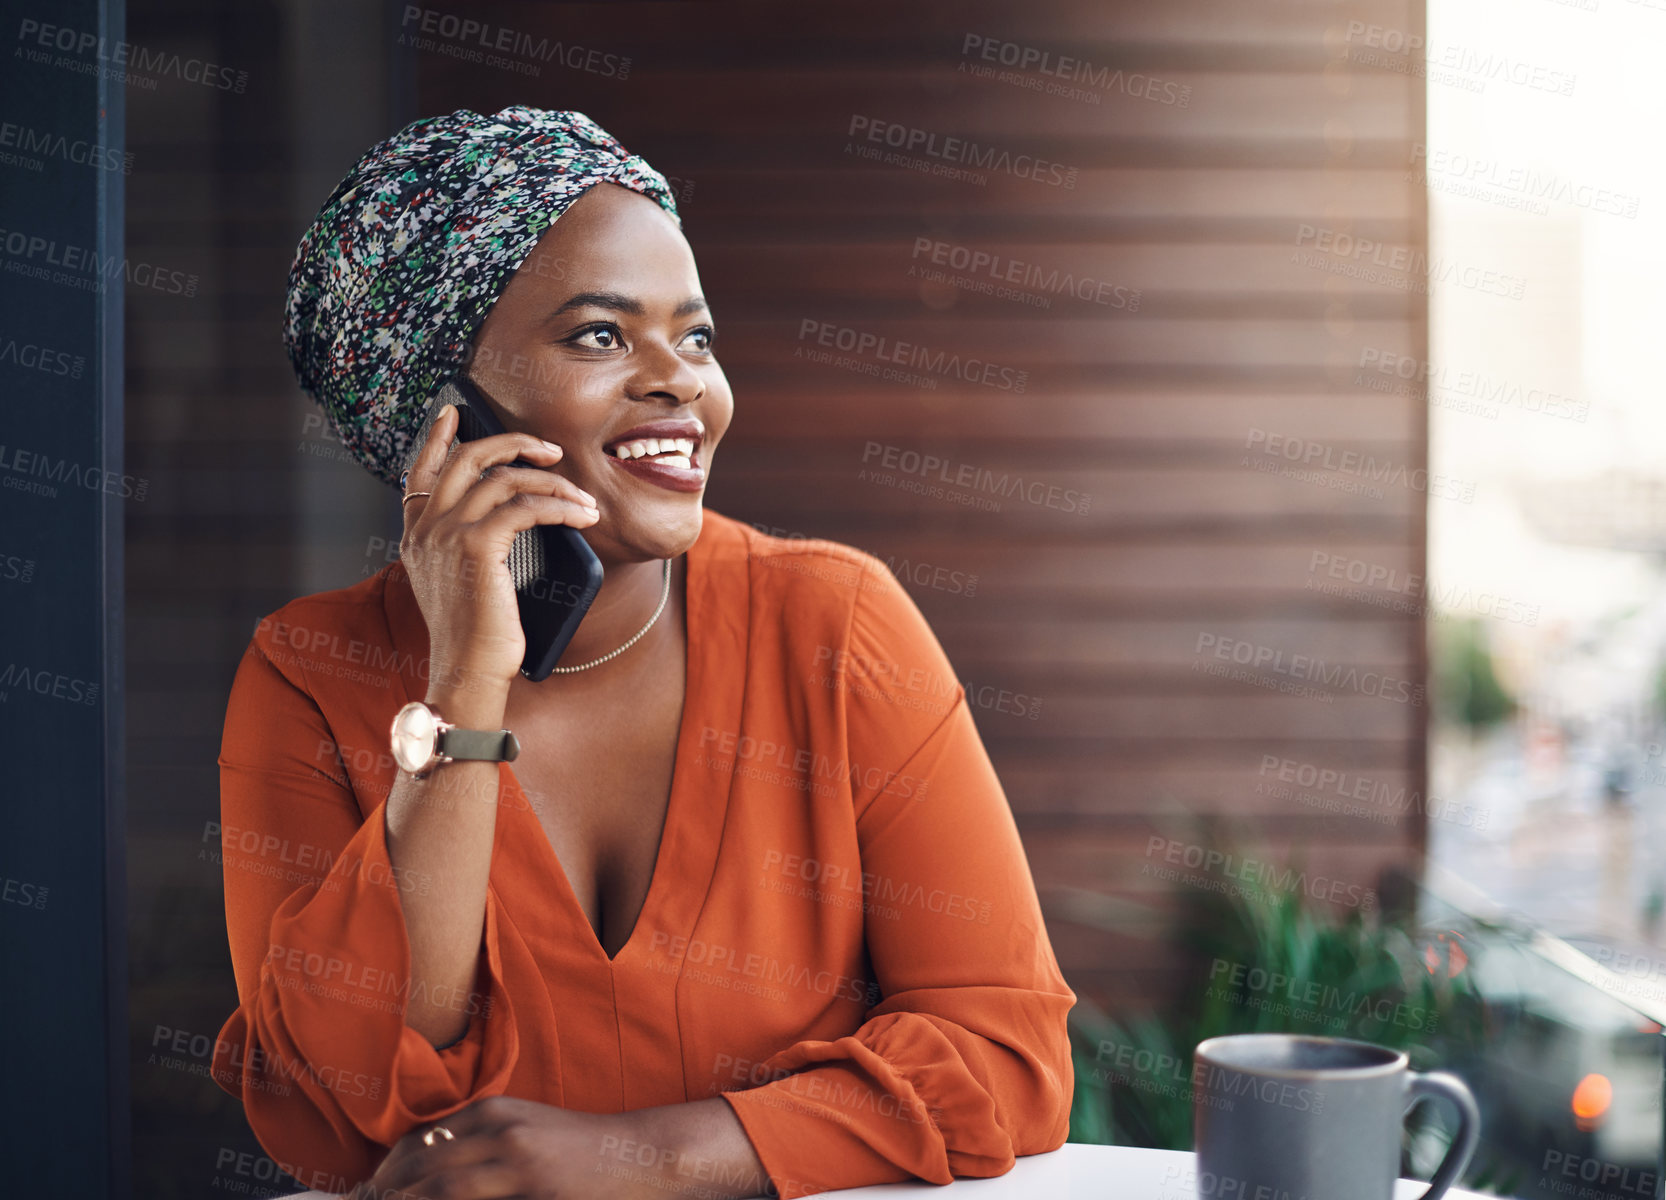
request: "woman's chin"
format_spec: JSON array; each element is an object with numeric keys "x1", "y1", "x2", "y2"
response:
[{"x1": 594, "y1": 508, "x2": 704, "y2": 564}]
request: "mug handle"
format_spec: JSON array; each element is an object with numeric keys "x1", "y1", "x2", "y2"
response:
[{"x1": 1404, "y1": 1070, "x2": 1481, "y2": 1200}]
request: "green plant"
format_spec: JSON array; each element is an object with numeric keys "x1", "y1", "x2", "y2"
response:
[
  {"x1": 1432, "y1": 616, "x2": 1515, "y2": 730},
  {"x1": 1651, "y1": 659, "x2": 1666, "y2": 725},
  {"x1": 1062, "y1": 870, "x2": 1528, "y2": 1192}
]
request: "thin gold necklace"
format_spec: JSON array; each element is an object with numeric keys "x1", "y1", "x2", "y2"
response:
[{"x1": 548, "y1": 558, "x2": 672, "y2": 673}]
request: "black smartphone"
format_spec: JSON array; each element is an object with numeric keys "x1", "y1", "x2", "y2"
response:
[{"x1": 401, "y1": 374, "x2": 604, "y2": 682}]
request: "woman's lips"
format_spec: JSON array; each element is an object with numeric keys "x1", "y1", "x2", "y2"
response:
[{"x1": 608, "y1": 452, "x2": 706, "y2": 493}]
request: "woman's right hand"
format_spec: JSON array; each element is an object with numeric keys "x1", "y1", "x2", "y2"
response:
[{"x1": 399, "y1": 403, "x2": 600, "y2": 698}]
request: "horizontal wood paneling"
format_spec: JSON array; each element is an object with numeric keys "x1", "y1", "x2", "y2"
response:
[
  {"x1": 417, "y1": 0, "x2": 1430, "y2": 1016},
  {"x1": 119, "y1": 15, "x2": 1428, "y2": 1186}
]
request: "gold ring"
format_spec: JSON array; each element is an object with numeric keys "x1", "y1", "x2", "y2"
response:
[
  {"x1": 401, "y1": 491, "x2": 433, "y2": 506},
  {"x1": 422, "y1": 1125, "x2": 455, "y2": 1146}
]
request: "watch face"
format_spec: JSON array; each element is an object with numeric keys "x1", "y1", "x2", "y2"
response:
[{"x1": 390, "y1": 701, "x2": 438, "y2": 774}]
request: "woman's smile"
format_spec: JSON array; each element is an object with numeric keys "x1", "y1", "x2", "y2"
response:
[{"x1": 602, "y1": 415, "x2": 707, "y2": 493}]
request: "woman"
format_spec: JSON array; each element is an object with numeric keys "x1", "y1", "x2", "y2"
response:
[{"x1": 213, "y1": 106, "x2": 1075, "y2": 1200}]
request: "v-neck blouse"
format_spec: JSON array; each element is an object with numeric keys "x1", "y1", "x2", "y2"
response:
[{"x1": 211, "y1": 509, "x2": 1077, "y2": 1198}]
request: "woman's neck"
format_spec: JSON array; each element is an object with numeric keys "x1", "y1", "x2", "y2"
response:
[{"x1": 541, "y1": 554, "x2": 683, "y2": 680}]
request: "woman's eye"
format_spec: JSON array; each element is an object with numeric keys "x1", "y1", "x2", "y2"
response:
[
  {"x1": 682, "y1": 326, "x2": 715, "y2": 353},
  {"x1": 570, "y1": 324, "x2": 623, "y2": 350}
]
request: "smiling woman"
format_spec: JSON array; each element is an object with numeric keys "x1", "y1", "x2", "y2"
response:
[{"x1": 211, "y1": 106, "x2": 1075, "y2": 1200}]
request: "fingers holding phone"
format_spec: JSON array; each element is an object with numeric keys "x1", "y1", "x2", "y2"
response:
[{"x1": 400, "y1": 402, "x2": 600, "y2": 694}]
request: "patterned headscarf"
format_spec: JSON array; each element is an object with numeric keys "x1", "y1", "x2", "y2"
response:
[{"x1": 283, "y1": 105, "x2": 681, "y2": 487}]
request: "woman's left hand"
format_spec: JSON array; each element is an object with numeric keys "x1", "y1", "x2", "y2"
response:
[{"x1": 344, "y1": 1095, "x2": 683, "y2": 1200}]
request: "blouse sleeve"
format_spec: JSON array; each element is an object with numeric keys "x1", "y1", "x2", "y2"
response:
[
  {"x1": 718, "y1": 556, "x2": 1077, "y2": 1199},
  {"x1": 209, "y1": 631, "x2": 518, "y2": 1191}
]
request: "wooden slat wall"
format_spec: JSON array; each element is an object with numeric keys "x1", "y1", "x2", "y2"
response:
[
  {"x1": 121, "y1": 3, "x2": 1427, "y2": 1187},
  {"x1": 414, "y1": 0, "x2": 1431, "y2": 1011}
]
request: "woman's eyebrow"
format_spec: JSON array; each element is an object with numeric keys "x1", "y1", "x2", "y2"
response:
[{"x1": 547, "y1": 292, "x2": 710, "y2": 320}]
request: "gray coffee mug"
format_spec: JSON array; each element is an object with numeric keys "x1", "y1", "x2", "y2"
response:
[{"x1": 1193, "y1": 1034, "x2": 1480, "y2": 1200}]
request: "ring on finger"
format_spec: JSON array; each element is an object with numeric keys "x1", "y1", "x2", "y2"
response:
[
  {"x1": 401, "y1": 491, "x2": 433, "y2": 506},
  {"x1": 422, "y1": 1124, "x2": 455, "y2": 1147}
]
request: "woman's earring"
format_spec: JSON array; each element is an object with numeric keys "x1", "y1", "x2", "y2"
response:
[{"x1": 399, "y1": 468, "x2": 410, "y2": 491}]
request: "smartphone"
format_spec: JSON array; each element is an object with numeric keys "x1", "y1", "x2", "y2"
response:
[{"x1": 401, "y1": 374, "x2": 604, "y2": 682}]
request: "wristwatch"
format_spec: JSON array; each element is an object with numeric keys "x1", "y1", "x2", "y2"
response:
[{"x1": 389, "y1": 700, "x2": 521, "y2": 780}]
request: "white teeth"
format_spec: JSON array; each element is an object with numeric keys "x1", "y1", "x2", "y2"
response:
[{"x1": 610, "y1": 435, "x2": 699, "y2": 463}]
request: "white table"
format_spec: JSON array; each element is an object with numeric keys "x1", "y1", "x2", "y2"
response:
[{"x1": 276, "y1": 1142, "x2": 1507, "y2": 1198}]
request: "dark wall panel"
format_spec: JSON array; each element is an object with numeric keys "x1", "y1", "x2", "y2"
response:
[
  {"x1": 411, "y1": 0, "x2": 1430, "y2": 1008},
  {"x1": 120, "y1": 1, "x2": 1427, "y2": 1191}
]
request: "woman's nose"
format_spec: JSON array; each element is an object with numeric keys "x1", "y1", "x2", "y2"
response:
[{"x1": 628, "y1": 343, "x2": 705, "y2": 405}]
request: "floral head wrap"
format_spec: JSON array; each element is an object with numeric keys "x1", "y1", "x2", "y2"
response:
[{"x1": 283, "y1": 105, "x2": 680, "y2": 487}]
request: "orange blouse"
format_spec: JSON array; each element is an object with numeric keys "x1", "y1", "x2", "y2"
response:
[{"x1": 211, "y1": 508, "x2": 1076, "y2": 1198}]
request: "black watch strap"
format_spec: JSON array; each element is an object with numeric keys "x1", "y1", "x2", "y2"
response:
[{"x1": 435, "y1": 726, "x2": 521, "y2": 764}]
